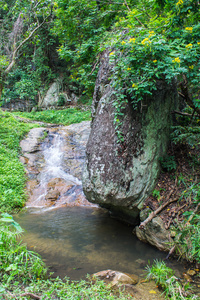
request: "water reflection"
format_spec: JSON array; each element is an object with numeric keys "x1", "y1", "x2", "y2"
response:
[{"x1": 15, "y1": 206, "x2": 182, "y2": 280}]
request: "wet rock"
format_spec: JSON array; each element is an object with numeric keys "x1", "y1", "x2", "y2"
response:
[
  {"x1": 45, "y1": 190, "x2": 60, "y2": 202},
  {"x1": 82, "y1": 50, "x2": 177, "y2": 224},
  {"x1": 47, "y1": 178, "x2": 73, "y2": 192},
  {"x1": 19, "y1": 156, "x2": 28, "y2": 164},
  {"x1": 135, "y1": 208, "x2": 170, "y2": 251},
  {"x1": 26, "y1": 180, "x2": 38, "y2": 195},
  {"x1": 93, "y1": 270, "x2": 139, "y2": 287},
  {"x1": 20, "y1": 128, "x2": 48, "y2": 153}
]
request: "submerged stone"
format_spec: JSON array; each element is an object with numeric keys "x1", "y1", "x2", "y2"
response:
[
  {"x1": 93, "y1": 269, "x2": 139, "y2": 286},
  {"x1": 82, "y1": 50, "x2": 177, "y2": 224}
]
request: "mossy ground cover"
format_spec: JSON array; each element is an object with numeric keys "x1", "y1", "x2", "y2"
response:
[
  {"x1": 13, "y1": 107, "x2": 91, "y2": 125},
  {"x1": 0, "y1": 109, "x2": 38, "y2": 212}
]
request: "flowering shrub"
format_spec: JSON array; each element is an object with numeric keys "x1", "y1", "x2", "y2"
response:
[{"x1": 103, "y1": 0, "x2": 200, "y2": 141}]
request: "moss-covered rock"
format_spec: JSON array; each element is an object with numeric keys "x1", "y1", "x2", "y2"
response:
[{"x1": 82, "y1": 50, "x2": 177, "y2": 224}]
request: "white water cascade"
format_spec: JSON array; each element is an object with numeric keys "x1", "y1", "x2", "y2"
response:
[{"x1": 25, "y1": 125, "x2": 93, "y2": 209}]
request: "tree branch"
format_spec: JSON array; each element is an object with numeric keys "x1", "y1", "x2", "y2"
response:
[
  {"x1": 172, "y1": 110, "x2": 193, "y2": 117},
  {"x1": 5, "y1": 15, "x2": 50, "y2": 74},
  {"x1": 139, "y1": 186, "x2": 177, "y2": 229},
  {"x1": 124, "y1": 0, "x2": 146, "y2": 27}
]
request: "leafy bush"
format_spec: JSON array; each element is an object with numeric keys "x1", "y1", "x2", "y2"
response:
[
  {"x1": 146, "y1": 260, "x2": 196, "y2": 299},
  {"x1": 1, "y1": 276, "x2": 130, "y2": 300},
  {"x1": 172, "y1": 186, "x2": 200, "y2": 263},
  {"x1": 159, "y1": 155, "x2": 177, "y2": 172},
  {"x1": 0, "y1": 213, "x2": 47, "y2": 284},
  {"x1": 0, "y1": 110, "x2": 38, "y2": 212},
  {"x1": 172, "y1": 125, "x2": 200, "y2": 148}
]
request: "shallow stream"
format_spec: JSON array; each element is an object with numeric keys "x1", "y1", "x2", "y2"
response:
[{"x1": 17, "y1": 121, "x2": 185, "y2": 281}]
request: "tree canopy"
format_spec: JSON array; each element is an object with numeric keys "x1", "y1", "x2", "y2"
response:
[{"x1": 0, "y1": 0, "x2": 199, "y2": 119}]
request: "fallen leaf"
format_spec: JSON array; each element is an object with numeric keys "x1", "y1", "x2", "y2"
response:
[{"x1": 149, "y1": 290, "x2": 157, "y2": 294}]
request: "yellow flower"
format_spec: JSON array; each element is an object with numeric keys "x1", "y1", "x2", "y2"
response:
[
  {"x1": 176, "y1": 0, "x2": 183, "y2": 5},
  {"x1": 153, "y1": 59, "x2": 157, "y2": 63},
  {"x1": 185, "y1": 27, "x2": 193, "y2": 32},
  {"x1": 109, "y1": 52, "x2": 115, "y2": 56},
  {"x1": 121, "y1": 41, "x2": 126, "y2": 45},
  {"x1": 141, "y1": 38, "x2": 150, "y2": 45},
  {"x1": 189, "y1": 65, "x2": 194, "y2": 69},
  {"x1": 185, "y1": 43, "x2": 193, "y2": 49},
  {"x1": 148, "y1": 31, "x2": 155, "y2": 38},
  {"x1": 172, "y1": 57, "x2": 180, "y2": 64},
  {"x1": 57, "y1": 48, "x2": 62, "y2": 52},
  {"x1": 197, "y1": 42, "x2": 200, "y2": 45},
  {"x1": 129, "y1": 38, "x2": 136, "y2": 43},
  {"x1": 132, "y1": 83, "x2": 136, "y2": 88},
  {"x1": 127, "y1": 68, "x2": 131, "y2": 71}
]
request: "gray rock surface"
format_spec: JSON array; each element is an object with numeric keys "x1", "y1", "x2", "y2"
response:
[
  {"x1": 82, "y1": 50, "x2": 177, "y2": 224},
  {"x1": 20, "y1": 127, "x2": 47, "y2": 153},
  {"x1": 38, "y1": 82, "x2": 59, "y2": 107},
  {"x1": 135, "y1": 209, "x2": 170, "y2": 251}
]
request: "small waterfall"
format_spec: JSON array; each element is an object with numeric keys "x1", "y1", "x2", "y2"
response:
[
  {"x1": 41, "y1": 133, "x2": 81, "y2": 185},
  {"x1": 25, "y1": 126, "x2": 93, "y2": 209}
]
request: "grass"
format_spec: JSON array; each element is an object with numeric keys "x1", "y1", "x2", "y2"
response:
[
  {"x1": 0, "y1": 109, "x2": 38, "y2": 212},
  {"x1": 146, "y1": 260, "x2": 197, "y2": 300},
  {"x1": 13, "y1": 107, "x2": 91, "y2": 125},
  {"x1": 1, "y1": 277, "x2": 130, "y2": 299}
]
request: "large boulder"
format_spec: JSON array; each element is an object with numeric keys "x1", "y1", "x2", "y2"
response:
[{"x1": 82, "y1": 50, "x2": 177, "y2": 224}]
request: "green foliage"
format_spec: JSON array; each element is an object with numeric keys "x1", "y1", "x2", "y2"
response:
[
  {"x1": 52, "y1": 0, "x2": 136, "y2": 98},
  {"x1": 0, "y1": 213, "x2": 47, "y2": 284},
  {"x1": 152, "y1": 189, "x2": 161, "y2": 200},
  {"x1": 14, "y1": 107, "x2": 91, "y2": 125},
  {"x1": 172, "y1": 185, "x2": 200, "y2": 263},
  {"x1": 0, "y1": 0, "x2": 56, "y2": 104},
  {"x1": 0, "y1": 109, "x2": 38, "y2": 212},
  {"x1": 1, "y1": 276, "x2": 129, "y2": 300},
  {"x1": 159, "y1": 155, "x2": 177, "y2": 172},
  {"x1": 172, "y1": 125, "x2": 200, "y2": 148},
  {"x1": 146, "y1": 260, "x2": 195, "y2": 299},
  {"x1": 1, "y1": 35, "x2": 57, "y2": 106},
  {"x1": 103, "y1": 0, "x2": 200, "y2": 140}
]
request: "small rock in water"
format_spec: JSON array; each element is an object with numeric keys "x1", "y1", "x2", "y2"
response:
[
  {"x1": 183, "y1": 272, "x2": 193, "y2": 282},
  {"x1": 93, "y1": 270, "x2": 139, "y2": 287},
  {"x1": 135, "y1": 259, "x2": 146, "y2": 268}
]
